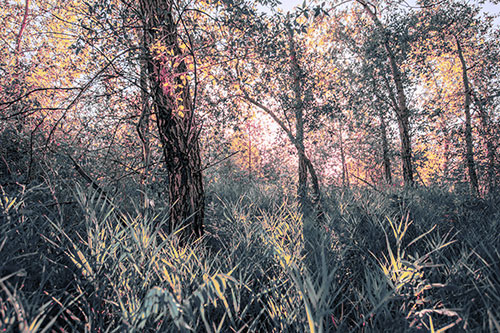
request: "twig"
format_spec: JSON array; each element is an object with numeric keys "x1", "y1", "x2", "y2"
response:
[
  {"x1": 66, "y1": 154, "x2": 113, "y2": 206},
  {"x1": 200, "y1": 151, "x2": 241, "y2": 172},
  {"x1": 351, "y1": 174, "x2": 383, "y2": 194}
]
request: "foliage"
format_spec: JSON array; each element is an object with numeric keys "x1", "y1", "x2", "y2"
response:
[
  {"x1": 1, "y1": 0, "x2": 500, "y2": 331},
  {"x1": 1, "y1": 177, "x2": 499, "y2": 331}
]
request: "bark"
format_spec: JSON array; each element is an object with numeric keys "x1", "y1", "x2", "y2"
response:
[
  {"x1": 471, "y1": 89, "x2": 496, "y2": 192},
  {"x1": 378, "y1": 109, "x2": 392, "y2": 184},
  {"x1": 397, "y1": 112, "x2": 413, "y2": 186},
  {"x1": 357, "y1": 0, "x2": 414, "y2": 186},
  {"x1": 338, "y1": 119, "x2": 350, "y2": 187},
  {"x1": 137, "y1": 31, "x2": 152, "y2": 209},
  {"x1": 288, "y1": 25, "x2": 308, "y2": 212},
  {"x1": 140, "y1": 0, "x2": 204, "y2": 240},
  {"x1": 298, "y1": 153, "x2": 309, "y2": 212},
  {"x1": 303, "y1": 155, "x2": 323, "y2": 220},
  {"x1": 455, "y1": 36, "x2": 479, "y2": 196}
]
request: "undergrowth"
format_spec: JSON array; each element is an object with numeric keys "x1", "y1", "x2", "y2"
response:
[{"x1": 1, "y1": 180, "x2": 499, "y2": 332}]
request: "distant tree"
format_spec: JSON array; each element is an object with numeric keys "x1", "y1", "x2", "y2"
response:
[
  {"x1": 414, "y1": 0, "x2": 500, "y2": 194},
  {"x1": 228, "y1": 9, "x2": 326, "y2": 219},
  {"x1": 353, "y1": 0, "x2": 415, "y2": 187}
]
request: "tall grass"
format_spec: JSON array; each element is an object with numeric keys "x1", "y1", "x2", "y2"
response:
[{"x1": 1, "y1": 180, "x2": 498, "y2": 331}]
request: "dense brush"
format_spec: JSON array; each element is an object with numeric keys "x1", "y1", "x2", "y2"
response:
[{"x1": 0, "y1": 180, "x2": 498, "y2": 332}]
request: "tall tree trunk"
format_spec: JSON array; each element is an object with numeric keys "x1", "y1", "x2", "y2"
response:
[
  {"x1": 338, "y1": 118, "x2": 350, "y2": 188},
  {"x1": 287, "y1": 24, "x2": 324, "y2": 220},
  {"x1": 441, "y1": 120, "x2": 450, "y2": 182},
  {"x1": 358, "y1": 0, "x2": 414, "y2": 186},
  {"x1": 378, "y1": 108, "x2": 392, "y2": 184},
  {"x1": 303, "y1": 155, "x2": 324, "y2": 220},
  {"x1": 370, "y1": 78, "x2": 392, "y2": 184},
  {"x1": 241, "y1": 94, "x2": 324, "y2": 220},
  {"x1": 137, "y1": 31, "x2": 152, "y2": 209},
  {"x1": 247, "y1": 121, "x2": 252, "y2": 181},
  {"x1": 471, "y1": 89, "x2": 496, "y2": 192},
  {"x1": 455, "y1": 36, "x2": 479, "y2": 196},
  {"x1": 140, "y1": 0, "x2": 204, "y2": 241},
  {"x1": 298, "y1": 153, "x2": 309, "y2": 212},
  {"x1": 288, "y1": 25, "x2": 308, "y2": 212},
  {"x1": 397, "y1": 112, "x2": 413, "y2": 186}
]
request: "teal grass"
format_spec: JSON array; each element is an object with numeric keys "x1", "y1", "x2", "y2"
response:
[{"x1": 0, "y1": 179, "x2": 499, "y2": 332}]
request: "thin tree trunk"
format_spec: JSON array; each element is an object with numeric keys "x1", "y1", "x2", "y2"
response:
[
  {"x1": 358, "y1": 0, "x2": 414, "y2": 186},
  {"x1": 369, "y1": 77, "x2": 392, "y2": 184},
  {"x1": 15, "y1": 0, "x2": 30, "y2": 60},
  {"x1": 287, "y1": 25, "x2": 308, "y2": 212},
  {"x1": 441, "y1": 120, "x2": 450, "y2": 182},
  {"x1": 378, "y1": 108, "x2": 392, "y2": 184},
  {"x1": 247, "y1": 121, "x2": 252, "y2": 181},
  {"x1": 140, "y1": 0, "x2": 204, "y2": 241},
  {"x1": 338, "y1": 118, "x2": 350, "y2": 188},
  {"x1": 287, "y1": 24, "x2": 324, "y2": 220},
  {"x1": 298, "y1": 153, "x2": 309, "y2": 213},
  {"x1": 397, "y1": 112, "x2": 413, "y2": 186},
  {"x1": 471, "y1": 89, "x2": 496, "y2": 192},
  {"x1": 137, "y1": 31, "x2": 151, "y2": 209},
  {"x1": 455, "y1": 35, "x2": 479, "y2": 196},
  {"x1": 303, "y1": 155, "x2": 324, "y2": 220}
]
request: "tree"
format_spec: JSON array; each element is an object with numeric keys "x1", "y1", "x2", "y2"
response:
[
  {"x1": 455, "y1": 34, "x2": 480, "y2": 195},
  {"x1": 231, "y1": 9, "x2": 326, "y2": 220},
  {"x1": 354, "y1": 0, "x2": 415, "y2": 186},
  {"x1": 139, "y1": 0, "x2": 204, "y2": 240},
  {"x1": 318, "y1": 3, "x2": 404, "y2": 186},
  {"x1": 413, "y1": 0, "x2": 500, "y2": 194}
]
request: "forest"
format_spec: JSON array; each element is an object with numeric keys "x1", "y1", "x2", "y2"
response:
[{"x1": 0, "y1": 0, "x2": 499, "y2": 331}]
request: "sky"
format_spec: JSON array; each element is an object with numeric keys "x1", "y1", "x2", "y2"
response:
[{"x1": 273, "y1": 0, "x2": 500, "y2": 25}]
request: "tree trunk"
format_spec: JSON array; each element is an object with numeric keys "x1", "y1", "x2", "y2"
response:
[
  {"x1": 241, "y1": 94, "x2": 324, "y2": 220},
  {"x1": 397, "y1": 112, "x2": 413, "y2": 186},
  {"x1": 303, "y1": 154, "x2": 324, "y2": 220},
  {"x1": 140, "y1": 0, "x2": 204, "y2": 241},
  {"x1": 247, "y1": 121, "x2": 252, "y2": 181},
  {"x1": 358, "y1": 0, "x2": 414, "y2": 186},
  {"x1": 455, "y1": 36, "x2": 479, "y2": 196},
  {"x1": 441, "y1": 120, "x2": 450, "y2": 182},
  {"x1": 287, "y1": 24, "x2": 324, "y2": 220},
  {"x1": 137, "y1": 31, "x2": 152, "y2": 209},
  {"x1": 471, "y1": 89, "x2": 496, "y2": 192},
  {"x1": 298, "y1": 153, "x2": 309, "y2": 213},
  {"x1": 338, "y1": 118, "x2": 350, "y2": 187},
  {"x1": 370, "y1": 78, "x2": 392, "y2": 184},
  {"x1": 378, "y1": 109, "x2": 392, "y2": 184}
]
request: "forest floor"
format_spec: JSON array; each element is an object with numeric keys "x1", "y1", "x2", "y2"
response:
[{"x1": 1, "y1": 180, "x2": 499, "y2": 332}]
